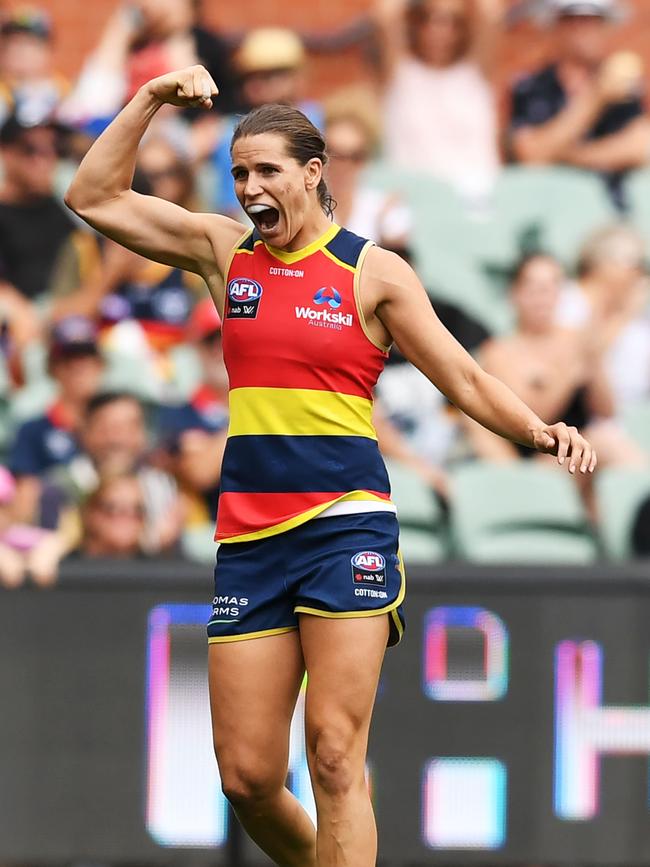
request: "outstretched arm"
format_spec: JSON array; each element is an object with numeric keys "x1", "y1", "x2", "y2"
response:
[
  {"x1": 64, "y1": 66, "x2": 244, "y2": 296},
  {"x1": 363, "y1": 247, "x2": 597, "y2": 474}
]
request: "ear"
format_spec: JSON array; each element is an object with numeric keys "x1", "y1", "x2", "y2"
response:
[{"x1": 304, "y1": 157, "x2": 323, "y2": 192}]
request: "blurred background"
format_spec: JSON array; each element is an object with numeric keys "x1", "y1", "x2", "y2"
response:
[{"x1": 2, "y1": 0, "x2": 650, "y2": 865}]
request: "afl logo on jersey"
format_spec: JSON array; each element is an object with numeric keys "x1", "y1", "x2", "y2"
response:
[
  {"x1": 313, "y1": 286, "x2": 342, "y2": 309},
  {"x1": 227, "y1": 278, "x2": 263, "y2": 319},
  {"x1": 351, "y1": 551, "x2": 387, "y2": 587}
]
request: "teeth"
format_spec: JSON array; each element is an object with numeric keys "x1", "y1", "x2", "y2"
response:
[{"x1": 247, "y1": 204, "x2": 273, "y2": 214}]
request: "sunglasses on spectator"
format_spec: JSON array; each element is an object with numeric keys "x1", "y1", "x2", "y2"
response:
[
  {"x1": 329, "y1": 149, "x2": 369, "y2": 164},
  {"x1": 95, "y1": 500, "x2": 145, "y2": 519},
  {"x1": 15, "y1": 140, "x2": 58, "y2": 158}
]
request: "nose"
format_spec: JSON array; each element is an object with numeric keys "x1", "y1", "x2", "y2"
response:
[{"x1": 243, "y1": 173, "x2": 264, "y2": 200}]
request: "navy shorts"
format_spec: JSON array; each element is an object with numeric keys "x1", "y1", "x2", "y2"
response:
[{"x1": 207, "y1": 512, "x2": 406, "y2": 647}]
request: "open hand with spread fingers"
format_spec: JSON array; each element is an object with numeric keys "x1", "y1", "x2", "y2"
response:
[
  {"x1": 531, "y1": 423, "x2": 598, "y2": 475},
  {"x1": 147, "y1": 65, "x2": 219, "y2": 110}
]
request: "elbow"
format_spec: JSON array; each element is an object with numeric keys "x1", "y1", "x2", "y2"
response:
[{"x1": 64, "y1": 181, "x2": 88, "y2": 217}]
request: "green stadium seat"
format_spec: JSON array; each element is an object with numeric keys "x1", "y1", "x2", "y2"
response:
[
  {"x1": 622, "y1": 401, "x2": 650, "y2": 454},
  {"x1": 416, "y1": 248, "x2": 513, "y2": 335},
  {"x1": 490, "y1": 166, "x2": 616, "y2": 267},
  {"x1": 182, "y1": 524, "x2": 218, "y2": 565},
  {"x1": 384, "y1": 458, "x2": 448, "y2": 563},
  {"x1": 168, "y1": 344, "x2": 203, "y2": 401},
  {"x1": 625, "y1": 168, "x2": 650, "y2": 237},
  {"x1": 450, "y1": 461, "x2": 597, "y2": 564},
  {"x1": 596, "y1": 468, "x2": 650, "y2": 560}
]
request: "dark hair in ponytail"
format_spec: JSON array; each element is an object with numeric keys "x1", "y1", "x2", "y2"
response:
[{"x1": 231, "y1": 104, "x2": 336, "y2": 218}]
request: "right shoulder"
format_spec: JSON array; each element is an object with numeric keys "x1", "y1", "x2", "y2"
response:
[{"x1": 202, "y1": 214, "x2": 252, "y2": 277}]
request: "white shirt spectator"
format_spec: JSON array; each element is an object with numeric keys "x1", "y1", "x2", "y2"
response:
[
  {"x1": 383, "y1": 57, "x2": 500, "y2": 200},
  {"x1": 557, "y1": 284, "x2": 650, "y2": 410}
]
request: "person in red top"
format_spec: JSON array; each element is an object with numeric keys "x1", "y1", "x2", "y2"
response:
[{"x1": 65, "y1": 66, "x2": 597, "y2": 867}]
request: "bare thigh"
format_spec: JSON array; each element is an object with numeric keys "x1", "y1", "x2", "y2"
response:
[
  {"x1": 209, "y1": 631, "x2": 305, "y2": 788},
  {"x1": 300, "y1": 614, "x2": 389, "y2": 771}
]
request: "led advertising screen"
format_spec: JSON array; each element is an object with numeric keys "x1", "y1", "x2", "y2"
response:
[{"x1": 1, "y1": 562, "x2": 650, "y2": 866}]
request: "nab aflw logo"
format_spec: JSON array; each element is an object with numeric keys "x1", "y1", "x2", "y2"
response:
[
  {"x1": 227, "y1": 278, "x2": 263, "y2": 320},
  {"x1": 351, "y1": 550, "x2": 387, "y2": 590}
]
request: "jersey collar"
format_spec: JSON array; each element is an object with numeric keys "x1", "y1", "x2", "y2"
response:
[{"x1": 263, "y1": 223, "x2": 340, "y2": 265}]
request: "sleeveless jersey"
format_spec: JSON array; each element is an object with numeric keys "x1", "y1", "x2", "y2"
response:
[{"x1": 216, "y1": 223, "x2": 392, "y2": 543}]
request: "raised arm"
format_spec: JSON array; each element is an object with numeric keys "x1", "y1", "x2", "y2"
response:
[
  {"x1": 469, "y1": 0, "x2": 504, "y2": 80},
  {"x1": 373, "y1": 0, "x2": 411, "y2": 83},
  {"x1": 363, "y1": 247, "x2": 597, "y2": 474},
  {"x1": 64, "y1": 66, "x2": 244, "y2": 302}
]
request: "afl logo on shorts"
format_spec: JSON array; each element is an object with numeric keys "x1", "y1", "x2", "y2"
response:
[
  {"x1": 313, "y1": 286, "x2": 342, "y2": 309},
  {"x1": 351, "y1": 551, "x2": 387, "y2": 587},
  {"x1": 227, "y1": 278, "x2": 263, "y2": 319}
]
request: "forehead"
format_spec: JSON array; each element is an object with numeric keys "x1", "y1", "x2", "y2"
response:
[{"x1": 231, "y1": 133, "x2": 294, "y2": 165}]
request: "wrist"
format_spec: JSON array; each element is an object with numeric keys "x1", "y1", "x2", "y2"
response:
[
  {"x1": 140, "y1": 80, "x2": 165, "y2": 109},
  {"x1": 527, "y1": 420, "x2": 546, "y2": 447}
]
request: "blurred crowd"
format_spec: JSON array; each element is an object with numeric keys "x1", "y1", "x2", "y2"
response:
[{"x1": 2, "y1": 0, "x2": 650, "y2": 587}]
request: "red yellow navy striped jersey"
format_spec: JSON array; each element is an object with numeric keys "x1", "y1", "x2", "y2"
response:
[{"x1": 216, "y1": 222, "x2": 392, "y2": 543}]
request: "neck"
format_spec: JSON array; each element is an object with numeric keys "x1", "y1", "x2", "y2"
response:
[
  {"x1": 57, "y1": 395, "x2": 86, "y2": 427},
  {"x1": 580, "y1": 276, "x2": 622, "y2": 314},
  {"x1": 518, "y1": 323, "x2": 555, "y2": 339},
  {"x1": 282, "y1": 210, "x2": 333, "y2": 253}
]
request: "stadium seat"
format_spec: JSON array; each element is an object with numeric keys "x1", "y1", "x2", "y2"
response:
[
  {"x1": 182, "y1": 524, "x2": 218, "y2": 565},
  {"x1": 416, "y1": 248, "x2": 513, "y2": 335},
  {"x1": 596, "y1": 468, "x2": 650, "y2": 560},
  {"x1": 450, "y1": 461, "x2": 597, "y2": 564},
  {"x1": 384, "y1": 458, "x2": 448, "y2": 563},
  {"x1": 625, "y1": 168, "x2": 650, "y2": 236},
  {"x1": 490, "y1": 166, "x2": 616, "y2": 267},
  {"x1": 622, "y1": 401, "x2": 650, "y2": 454}
]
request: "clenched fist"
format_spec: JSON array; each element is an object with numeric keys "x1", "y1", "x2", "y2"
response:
[{"x1": 147, "y1": 65, "x2": 219, "y2": 110}]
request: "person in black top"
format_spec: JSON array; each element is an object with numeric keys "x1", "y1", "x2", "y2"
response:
[
  {"x1": 0, "y1": 109, "x2": 75, "y2": 300},
  {"x1": 509, "y1": 0, "x2": 650, "y2": 207}
]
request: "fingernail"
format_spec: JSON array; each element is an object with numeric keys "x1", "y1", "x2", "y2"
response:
[
  {"x1": 559, "y1": 457, "x2": 565, "y2": 464},
  {"x1": 570, "y1": 464, "x2": 575, "y2": 473}
]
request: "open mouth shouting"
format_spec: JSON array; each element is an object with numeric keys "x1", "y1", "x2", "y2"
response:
[{"x1": 246, "y1": 203, "x2": 280, "y2": 234}]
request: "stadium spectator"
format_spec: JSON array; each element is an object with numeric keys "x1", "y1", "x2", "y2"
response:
[
  {"x1": 557, "y1": 224, "x2": 650, "y2": 411},
  {"x1": 8, "y1": 316, "x2": 104, "y2": 524},
  {"x1": 210, "y1": 28, "x2": 323, "y2": 217},
  {"x1": 157, "y1": 299, "x2": 228, "y2": 530},
  {"x1": 0, "y1": 465, "x2": 71, "y2": 587},
  {"x1": 59, "y1": 0, "x2": 239, "y2": 138},
  {"x1": 50, "y1": 391, "x2": 183, "y2": 553},
  {"x1": 509, "y1": 0, "x2": 650, "y2": 207},
  {"x1": 375, "y1": 242, "x2": 489, "y2": 477},
  {"x1": 464, "y1": 252, "x2": 647, "y2": 471},
  {"x1": 77, "y1": 473, "x2": 147, "y2": 558},
  {"x1": 51, "y1": 136, "x2": 206, "y2": 399},
  {"x1": 375, "y1": 0, "x2": 502, "y2": 203},
  {"x1": 324, "y1": 88, "x2": 412, "y2": 246},
  {"x1": 0, "y1": 108, "x2": 75, "y2": 302},
  {"x1": 0, "y1": 6, "x2": 68, "y2": 128}
]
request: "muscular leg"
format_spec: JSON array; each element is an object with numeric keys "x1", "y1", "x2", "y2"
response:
[
  {"x1": 300, "y1": 614, "x2": 390, "y2": 867},
  {"x1": 209, "y1": 631, "x2": 317, "y2": 867}
]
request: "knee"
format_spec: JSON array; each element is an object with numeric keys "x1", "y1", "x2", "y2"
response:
[
  {"x1": 309, "y1": 726, "x2": 361, "y2": 799},
  {"x1": 219, "y1": 760, "x2": 282, "y2": 810}
]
